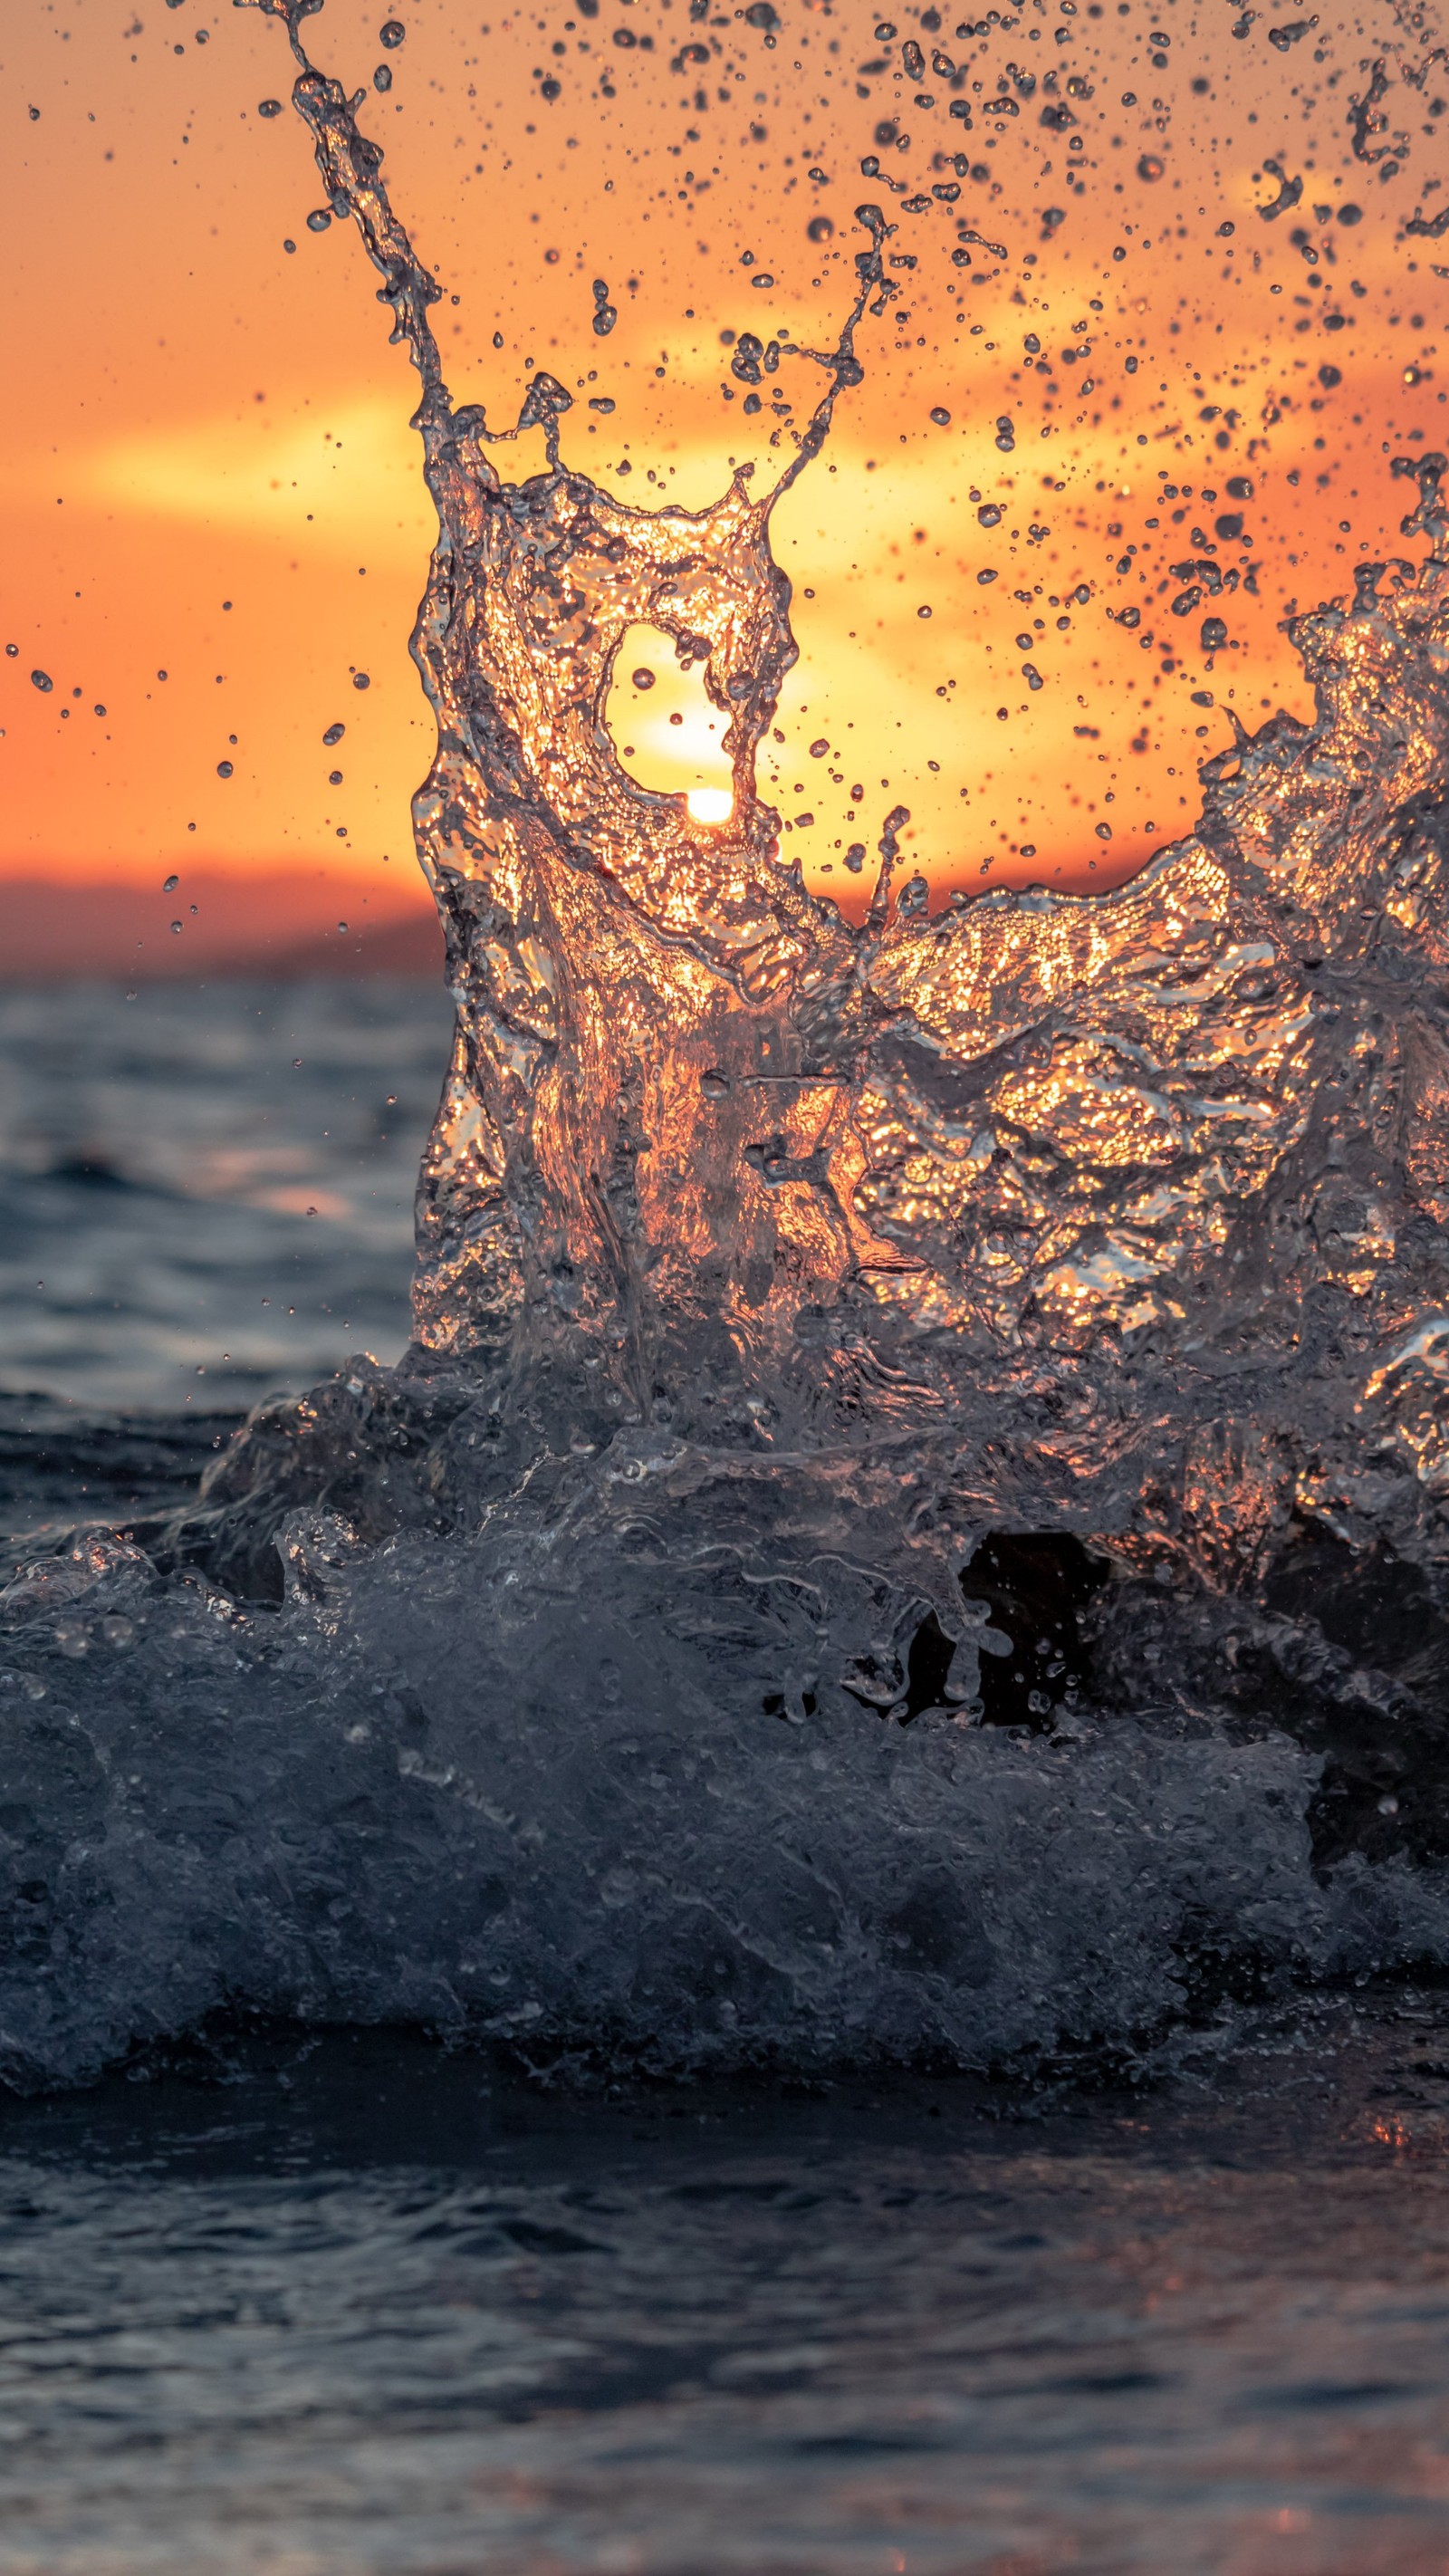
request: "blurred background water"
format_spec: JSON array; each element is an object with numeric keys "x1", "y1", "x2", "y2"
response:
[{"x1": 0, "y1": 980, "x2": 451, "y2": 1416}]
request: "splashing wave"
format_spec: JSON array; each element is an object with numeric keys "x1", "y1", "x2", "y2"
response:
[{"x1": 6, "y1": 6, "x2": 1449, "y2": 2088}]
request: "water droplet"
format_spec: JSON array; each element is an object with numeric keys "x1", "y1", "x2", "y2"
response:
[
  {"x1": 352, "y1": 672, "x2": 370, "y2": 690},
  {"x1": 631, "y1": 668, "x2": 657, "y2": 689},
  {"x1": 163, "y1": 875, "x2": 179, "y2": 892},
  {"x1": 1201, "y1": 617, "x2": 1228, "y2": 653},
  {"x1": 379, "y1": 18, "x2": 406, "y2": 46},
  {"x1": 1137, "y1": 154, "x2": 1165, "y2": 182},
  {"x1": 30, "y1": 669, "x2": 53, "y2": 693},
  {"x1": 170, "y1": 919, "x2": 184, "y2": 935},
  {"x1": 216, "y1": 760, "x2": 234, "y2": 778},
  {"x1": 807, "y1": 216, "x2": 834, "y2": 243},
  {"x1": 374, "y1": 63, "x2": 393, "y2": 91},
  {"x1": 929, "y1": 406, "x2": 951, "y2": 427},
  {"x1": 322, "y1": 722, "x2": 346, "y2": 745},
  {"x1": 810, "y1": 737, "x2": 830, "y2": 757},
  {"x1": 329, "y1": 768, "x2": 344, "y2": 785},
  {"x1": 917, "y1": 605, "x2": 933, "y2": 620},
  {"x1": 307, "y1": 208, "x2": 332, "y2": 233},
  {"x1": 258, "y1": 98, "x2": 283, "y2": 118}
]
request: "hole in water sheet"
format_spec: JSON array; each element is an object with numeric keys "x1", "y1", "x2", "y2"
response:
[
  {"x1": 897, "y1": 1610, "x2": 959, "y2": 1724},
  {"x1": 604, "y1": 623, "x2": 735, "y2": 824},
  {"x1": 961, "y1": 1534, "x2": 1107, "y2": 1732}
]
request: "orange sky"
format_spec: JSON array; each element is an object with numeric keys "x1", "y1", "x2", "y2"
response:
[{"x1": 3, "y1": 0, "x2": 1447, "y2": 928}]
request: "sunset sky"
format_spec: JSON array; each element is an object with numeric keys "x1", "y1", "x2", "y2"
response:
[{"x1": 3, "y1": 0, "x2": 1446, "y2": 944}]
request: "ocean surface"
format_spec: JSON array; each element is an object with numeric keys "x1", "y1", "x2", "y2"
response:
[
  {"x1": 0, "y1": 975, "x2": 456, "y2": 1593},
  {"x1": 0, "y1": 980, "x2": 452, "y2": 1420},
  {"x1": 4, "y1": 985, "x2": 1449, "y2": 2570},
  {"x1": 5, "y1": 2002, "x2": 1449, "y2": 2572}
]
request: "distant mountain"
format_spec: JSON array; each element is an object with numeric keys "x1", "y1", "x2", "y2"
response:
[
  {"x1": 0, "y1": 872, "x2": 443, "y2": 981},
  {"x1": 245, "y1": 909, "x2": 445, "y2": 978}
]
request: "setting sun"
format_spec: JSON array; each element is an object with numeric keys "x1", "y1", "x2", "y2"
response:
[{"x1": 686, "y1": 786, "x2": 734, "y2": 824}]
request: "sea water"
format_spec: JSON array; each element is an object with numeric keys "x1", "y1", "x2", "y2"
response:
[
  {"x1": 0, "y1": 977, "x2": 449, "y2": 1419},
  {"x1": 7, "y1": 0, "x2": 1449, "y2": 2088},
  {"x1": 9, "y1": 995, "x2": 1449, "y2": 2566},
  {"x1": 7, "y1": 0, "x2": 1449, "y2": 2552},
  {"x1": 3, "y1": 2007, "x2": 1449, "y2": 2572}
]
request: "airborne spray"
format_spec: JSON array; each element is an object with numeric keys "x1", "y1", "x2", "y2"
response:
[{"x1": 4, "y1": 0, "x2": 1449, "y2": 2085}]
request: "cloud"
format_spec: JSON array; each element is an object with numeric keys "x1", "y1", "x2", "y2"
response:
[{"x1": 69, "y1": 399, "x2": 432, "y2": 559}]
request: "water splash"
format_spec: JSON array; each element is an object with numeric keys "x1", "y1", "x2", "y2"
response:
[
  {"x1": 243, "y1": 0, "x2": 904, "y2": 1404},
  {"x1": 247, "y1": 5, "x2": 1449, "y2": 1625},
  {"x1": 4, "y1": 1, "x2": 1449, "y2": 2088}
]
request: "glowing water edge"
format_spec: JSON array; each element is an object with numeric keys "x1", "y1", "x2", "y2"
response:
[{"x1": 8, "y1": 0, "x2": 1449, "y2": 2093}]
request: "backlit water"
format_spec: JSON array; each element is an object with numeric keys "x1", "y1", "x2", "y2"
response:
[{"x1": 9, "y1": 0, "x2": 1449, "y2": 2556}]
